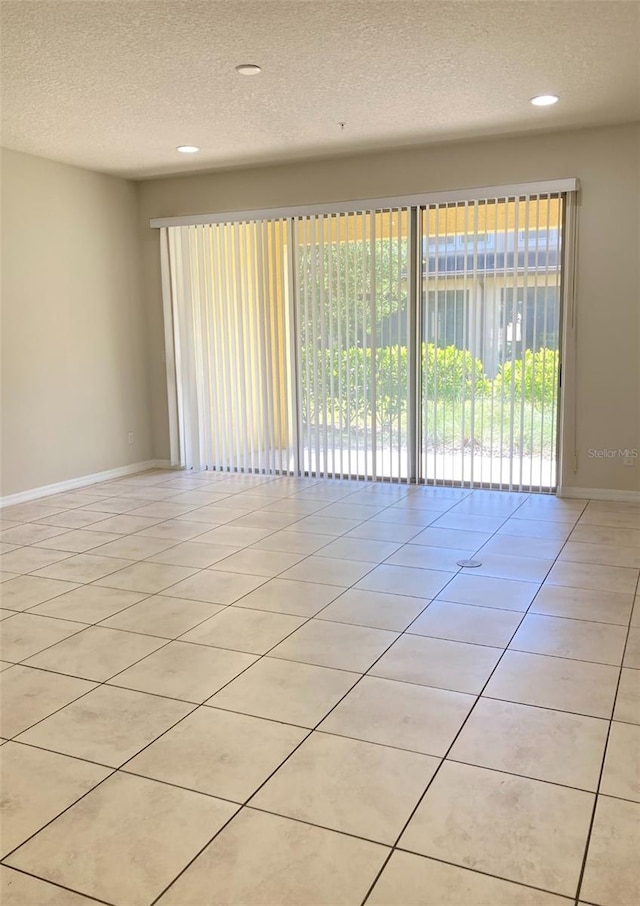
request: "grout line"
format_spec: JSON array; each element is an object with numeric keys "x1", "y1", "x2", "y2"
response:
[{"x1": 572, "y1": 571, "x2": 640, "y2": 906}]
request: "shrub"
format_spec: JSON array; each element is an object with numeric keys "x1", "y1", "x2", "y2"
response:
[
  {"x1": 422, "y1": 343, "x2": 491, "y2": 401},
  {"x1": 495, "y1": 348, "x2": 559, "y2": 410}
]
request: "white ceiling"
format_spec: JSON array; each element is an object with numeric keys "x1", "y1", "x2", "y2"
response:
[{"x1": 2, "y1": 0, "x2": 639, "y2": 179}]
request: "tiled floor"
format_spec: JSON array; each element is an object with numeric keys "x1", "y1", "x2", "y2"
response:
[{"x1": 0, "y1": 470, "x2": 639, "y2": 906}]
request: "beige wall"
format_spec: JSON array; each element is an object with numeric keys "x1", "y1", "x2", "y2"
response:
[
  {"x1": 138, "y1": 123, "x2": 640, "y2": 493},
  {"x1": 1, "y1": 149, "x2": 153, "y2": 496}
]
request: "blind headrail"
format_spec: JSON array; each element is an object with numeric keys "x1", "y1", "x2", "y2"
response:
[{"x1": 149, "y1": 178, "x2": 579, "y2": 228}]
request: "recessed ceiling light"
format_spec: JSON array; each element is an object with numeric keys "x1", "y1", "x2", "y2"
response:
[
  {"x1": 236, "y1": 63, "x2": 262, "y2": 76},
  {"x1": 530, "y1": 94, "x2": 559, "y2": 107},
  {"x1": 176, "y1": 145, "x2": 199, "y2": 153}
]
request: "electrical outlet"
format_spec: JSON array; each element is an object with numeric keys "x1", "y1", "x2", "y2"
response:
[{"x1": 128, "y1": 432, "x2": 134, "y2": 445}]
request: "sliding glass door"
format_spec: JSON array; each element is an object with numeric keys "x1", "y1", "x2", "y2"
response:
[
  {"x1": 294, "y1": 210, "x2": 410, "y2": 481},
  {"x1": 160, "y1": 188, "x2": 566, "y2": 491},
  {"x1": 419, "y1": 196, "x2": 563, "y2": 490}
]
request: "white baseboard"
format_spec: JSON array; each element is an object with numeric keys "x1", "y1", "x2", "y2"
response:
[
  {"x1": 557, "y1": 486, "x2": 640, "y2": 502},
  {"x1": 0, "y1": 459, "x2": 175, "y2": 508}
]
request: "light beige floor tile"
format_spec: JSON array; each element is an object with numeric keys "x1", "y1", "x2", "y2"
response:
[
  {"x1": 0, "y1": 575, "x2": 80, "y2": 611},
  {"x1": 191, "y1": 524, "x2": 272, "y2": 546},
  {"x1": 320, "y1": 502, "x2": 385, "y2": 521},
  {"x1": 477, "y1": 533, "x2": 565, "y2": 560},
  {"x1": 181, "y1": 504, "x2": 254, "y2": 525},
  {"x1": 161, "y1": 568, "x2": 265, "y2": 604},
  {"x1": 347, "y1": 521, "x2": 423, "y2": 542},
  {"x1": 546, "y1": 560, "x2": 639, "y2": 595},
  {"x1": 514, "y1": 499, "x2": 585, "y2": 523},
  {"x1": 0, "y1": 609, "x2": 16, "y2": 620},
  {"x1": 146, "y1": 540, "x2": 239, "y2": 568},
  {"x1": 0, "y1": 548, "x2": 73, "y2": 575},
  {"x1": 1, "y1": 503, "x2": 65, "y2": 523},
  {"x1": 180, "y1": 607, "x2": 305, "y2": 654},
  {"x1": 449, "y1": 698, "x2": 609, "y2": 790},
  {"x1": 315, "y1": 537, "x2": 401, "y2": 563},
  {"x1": 432, "y1": 513, "x2": 505, "y2": 533},
  {"x1": 269, "y1": 619, "x2": 398, "y2": 672},
  {"x1": 136, "y1": 519, "x2": 219, "y2": 541},
  {"x1": 389, "y1": 495, "x2": 456, "y2": 513},
  {"x1": 569, "y1": 524, "x2": 640, "y2": 548},
  {"x1": 371, "y1": 633, "x2": 501, "y2": 694},
  {"x1": 77, "y1": 498, "x2": 141, "y2": 514},
  {"x1": 0, "y1": 571, "x2": 20, "y2": 583},
  {"x1": 280, "y1": 555, "x2": 373, "y2": 587},
  {"x1": 560, "y1": 541, "x2": 640, "y2": 569},
  {"x1": 24, "y1": 626, "x2": 166, "y2": 681},
  {"x1": 208, "y1": 657, "x2": 359, "y2": 727},
  {"x1": 128, "y1": 501, "x2": 200, "y2": 519},
  {"x1": 472, "y1": 552, "x2": 554, "y2": 582},
  {"x1": 623, "y1": 627, "x2": 640, "y2": 668},
  {"x1": 111, "y1": 640, "x2": 256, "y2": 702},
  {"x1": 89, "y1": 535, "x2": 177, "y2": 561},
  {"x1": 84, "y1": 514, "x2": 164, "y2": 534},
  {"x1": 30, "y1": 585, "x2": 147, "y2": 623},
  {"x1": 232, "y1": 577, "x2": 344, "y2": 616},
  {"x1": 0, "y1": 865, "x2": 101, "y2": 905},
  {"x1": 510, "y1": 613, "x2": 627, "y2": 665},
  {"x1": 531, "y1": 585, "x2": 634, "y2": 625},
  {"x1": 600, "y1": 721, "x2": 640, "y2": 802},
  {"x1": 400, "y1": 760, "x2": 593, "y2": 896},
  {"x1": 0, "y1": 524, "x2": 67, "y2": 546},
  {"x1": 579, "y1": 510, "x2": 640, "y2": 531},
  {"x1": 408, "y1": 526, "x2": 492, "y2": 550},
  {"x1": 0, "y1": 543, "x2": 19, "y2": 555},
  {"x1": 257, "y1": 498, "x2": 325, "y2": 516},
  {"x1": 231, "y1": 510, "x2": 300, "y2": 531},
  {"x1": 437, "y1": 573, "x2": 539, "y2": 611},
  {"x1": 614, "y1": 668, "x2": 640, "y2": 724},
  {"x1": 356, "y1": 563, "x2": 452, "y2": 599},
  {"x1": 580, "y1": 795, "x2": 640, "y2": 906},
  {"x1": 33, "y1": 553, "x2": 134, "y2": 583},
  {"x1": 0, "y1": 742, "x2": 109, "y2": 857},
  {"x1": 387, "y1": 545, "x2": 473, "y2": 572},
  {"x1": 292, "y1": 515, "x2": 363, "y2": 536},
  {"x1": 39, "y1": 509, "x2": 128, "y2": 530},
  {"x1": 320, "y1": 675, "x2": 474, "y2": 756},
  {"x1": 408, "y1": 600, "x2": 522, "y2": 647},
  {"x1": 253, "y1": 731, "x2": 439, "y2": 844},
  {"x1": 93, "y1": 561, "x2": 199, "y2": 593},
  {"x1": 252, "y1": 530, "x2": 332, "y2": 555},
  {"x1": 633, "y1": 597, "x2": 640, "y2": 626},
  {"x1": 214, "y1": 548, "x2": 304, "y2": 578},
  {"x1": 156, "y1": 807, "x2": 387, "y2": 906},
  {"x1": 316, "y1": 588, "x2": 428, "y2": 631},
  {"x1": 0, "y1": 613, "x2": 84, "y2": 662},
  {"x1": 368, "y1": 850, "x2": 570, "y2": 906},
  {"x1": 497, "y1": 518, "x2": 572, "y2": 540},
  {"x1": 369, "y1": 508, "x2": 437, "y2": 528},
  {"x1": 484, "y1": 650, "x2": 620, "y2": 718},
  {"x1": 127, "y1": 706, "x2": 306, "y2": 802},
  {"x1": 5, "y1": 772, "x2": 237, "y2": 906},
  {"x1": 0, "y1": 666, "x2": 96, "y2": 738},
  {"x1": 34, "y1": 530, "x2": 123, "y2": 553},
  {"x1": 16, "y1": 685, "x2": 192, "y2": 766},
  {"x1": 100, "y1": 595, "x2": 223, "y2": 638}
]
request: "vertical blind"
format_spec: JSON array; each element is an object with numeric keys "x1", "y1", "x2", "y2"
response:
[
  {"x1": 160, "y1": 186, "x2": 569, "y2": 491},
  {"x1": 162, "y1": 220, "x2": 296, "y2": 474}
]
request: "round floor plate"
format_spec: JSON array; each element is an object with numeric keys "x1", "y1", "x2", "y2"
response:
[{"x1": 456, "y1": 559, "x2": 482, "y2": 568}]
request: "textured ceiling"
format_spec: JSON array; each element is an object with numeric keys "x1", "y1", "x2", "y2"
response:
[{"x1": 1, "y1": 0, "x2": 639, "y2": 178}]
